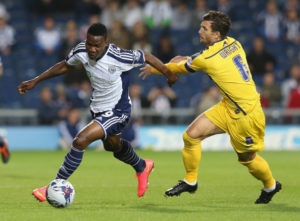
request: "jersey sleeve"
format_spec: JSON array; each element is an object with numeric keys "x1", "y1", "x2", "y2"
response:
[
  {"x1": 184, "y1": 52, "x2": 206, "y2": 72},
  {"x1": 151, "y1": 59, "x2": 191, "y2": 75},
  {"x1": 65, "y1": 47, "x2": 83, "y2": 66}
]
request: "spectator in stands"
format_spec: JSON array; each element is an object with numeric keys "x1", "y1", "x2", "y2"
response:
[
  {"x1": 260, "y1": 72, "x2": 281, "y2": 108},
  {"x1": 281, "y1": 64, "x2": 300, "y2": 106},
  {"x1": 74, "y1": 0, "x2": 101, "y2": 22},
  {"x1": 100, "y1": 0, "x2": 122, "y2": 29},
  {"x1": 58, "y1": 107, "x2": 85, "y2": 150},
  {"x1": 60, "y1": 20, "x2": 87, "y2": 85},
  {"x1": 29, "y1": 0, "x2": 56, "y2": 16},
  {"x1": 196, "y1": 86, "x2": 220, "y2": 116},
  {"x1": 282, "y1": 8, "x2": 300, "y2": 44},
  {"x1": 122, "y1": 0, "x2": 143, "y2": 31},
  {"x1": 283, "y1": 0, "x2": 299, "y2": 12},
  {"x1": 132, "y1": 32, "x2": 152, "y2": 53},
  {"x1": 79, "y1": 14, "x2": 100, "y2": 41},
  {"x1": 130, "y1": 21, "x2": 152, "y2": 53},
  {"x1": 67, "y1": 80, "x2": 91, "y2": 108},
  {"x1": 0, "y1": 5, "x2": 15, "y2": 55},
  {"x1": 37, "y1": 86, "x2": 58, "y2": 125},
  {"x1": 55, "y1": 83, "x2": 70, "y2": 121},
  {"x1": 144, "y1": 0, "x2": 172, "y2": 29},
  {"x1": 247, "y1": 36, "x2": 276, "y2": 77},
  {"x1": 147, "y1": 84, "x2": 177, "y2": 124},
  {"x1": 286, "y1": 76, "x2": 300, "y2": 123},
  {"x1": 129, "y1": 83, "x2": 149, "y2": 119},
  {"x1": 287, "y1": 77, "x2": 300, "y2": 108},
  {"x1": 153, "y1": 33, "x2": 175, "y2": 63},
  {"x1": 192, "y1": 0, "x2": 208, "y2": 28},
  {"x1": 78, "y1": 80, "x2": 91, "y2": 108},
  {"x1": 171, "y1": 1, "x2": 192, "y2": 30},
  {"x1": 108, "y1": 19, "x2": 130, "y2": 49},
  {"x1": 59, "y1": 20, "x2": 80, "y2": 60},
  {"x1": 35, "y1": 16, "x2": 61, "y2": 55},
  {"x1": 214, "y1": 0, "x2": 236, "y2": 21},
  {"x1": 256, "y1": 0, "x2": 283, "y2": 42}
]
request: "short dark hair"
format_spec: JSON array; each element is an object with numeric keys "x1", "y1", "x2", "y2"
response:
[
  {"x1": 202, "y1": 10, "x2": 231, "y2": 39},
  {"x1": 87, "y1": 23, "x2": 107, "y2": 39}
]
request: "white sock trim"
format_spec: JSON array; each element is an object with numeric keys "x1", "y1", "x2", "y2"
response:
[
  {"x1": 183, "y1": 179, "x2": 197, "y2": 186},
  {"x1": 71, "y1": 146, "x2": 85, "y2": 152},
  {"x1": 263, "y1": 181, "x2": 276, "y2": 192}
]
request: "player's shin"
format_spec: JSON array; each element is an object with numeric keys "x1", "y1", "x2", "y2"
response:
[
  {"x1": 182, "y1": 131, "x2": 202, "y2": 184},
  {"x1": 239, "y1": 154, "x2": 275, "y2": 188},
  {"x1": 113, "y1": 139, "x2": 146, "y2": 173},
  {"x1": 56, "y1": 146, "x2": 85, "y2": 180}
]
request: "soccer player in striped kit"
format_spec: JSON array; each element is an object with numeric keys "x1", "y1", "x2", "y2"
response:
[{"x1": 18, "y1": 23, "x2": 177, "y2": 201}]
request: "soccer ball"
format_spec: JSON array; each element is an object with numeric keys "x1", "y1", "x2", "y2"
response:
[{"x1": 46, "y1": 179, "x2": 75, "y2": 208}]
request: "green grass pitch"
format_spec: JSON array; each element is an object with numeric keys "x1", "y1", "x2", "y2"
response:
[{"x1": 0, "y1": 150, "x2": 300, "y2": 221}]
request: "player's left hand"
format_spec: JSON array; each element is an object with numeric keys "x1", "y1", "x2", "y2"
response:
[
  {"x1": 139, "y1": 64, "x2": 152, "y2": 80},
  {"x1": 166, "y1": 73, "x2": 178, "y2": 88}
]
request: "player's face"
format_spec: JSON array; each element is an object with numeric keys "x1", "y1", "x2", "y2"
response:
[
  {"x1": 199, "y1": 21, "x2": 219, "y2": 46},
  {"x1": 86, "y1": 34, "x2": 108, "y2": 60}
]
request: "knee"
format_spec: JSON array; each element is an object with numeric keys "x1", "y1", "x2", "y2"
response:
[
  {"x1": 183, "y1": 131, "x2": 201, "y2": 147},
  {"x1": 238, "y1": 152, "x2": 256, "y2": 163},
  {"x1": 72, "y1": 136, "x2": 88, "y2": 150}
]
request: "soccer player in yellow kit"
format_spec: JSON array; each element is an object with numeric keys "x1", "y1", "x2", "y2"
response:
[{"x1": 140, "y1": 11, "x2": 281, "y2": 204}]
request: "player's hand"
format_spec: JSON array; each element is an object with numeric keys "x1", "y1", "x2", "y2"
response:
[
  {"x1": 18, "y1": 79, "x2": 37, "y2": 94},
  {"x1": 166, "y1": 73, "x2": 178, "y2": 88},
  {"x1": 139, "y1": 64, "x2": 152, "y2": 80}
]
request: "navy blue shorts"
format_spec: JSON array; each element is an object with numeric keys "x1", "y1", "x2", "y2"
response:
[{"x1": 92, "y1": 109, "x2": 130, "y2": 139}]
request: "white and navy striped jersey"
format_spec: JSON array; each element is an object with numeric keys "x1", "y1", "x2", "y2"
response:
[{"x1": 66, "y1": 42, "x2": 145, "y2": 113}]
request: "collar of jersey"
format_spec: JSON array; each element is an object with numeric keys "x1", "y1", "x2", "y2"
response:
[
  {"x1": 209, "y1": 38, "x2": 225, "y2": 47},
  {"x1": 198, "y1": 38, "x2": 226, "y2": 56}
]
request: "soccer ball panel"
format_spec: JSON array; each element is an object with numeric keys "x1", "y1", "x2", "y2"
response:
[{"x1": 46, "y1": 179, "x2": 75, "y2": 208}]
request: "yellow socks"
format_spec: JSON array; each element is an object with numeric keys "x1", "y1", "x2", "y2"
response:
[
  {"x1": 240, "y1": 154, "x2": 275, "y2": 188},
  {"x1": 182, "y1": 131, "x2": 202, "y2": 184}
]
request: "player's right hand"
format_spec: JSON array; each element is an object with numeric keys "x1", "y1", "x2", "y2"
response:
[{"x1": 18, "y1": 79, "x2": 37, "y2": 94}]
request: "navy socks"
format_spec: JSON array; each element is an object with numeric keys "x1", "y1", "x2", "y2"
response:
[
  {"x1": 114, "y1": 139, "x2": 146, "y2": 173},
  {"x1": 56, "y1": 146, "x2": 84, "y2": 179}
]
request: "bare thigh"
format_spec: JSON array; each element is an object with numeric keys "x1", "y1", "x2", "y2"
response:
[
  {"x1": 186, "y1": 113, "x2": 225, "y2": 140},
  {"x1": 72, "y1": 121, "x2": 104, "y2": 150}
]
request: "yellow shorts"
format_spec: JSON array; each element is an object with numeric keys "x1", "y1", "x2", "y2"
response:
[{"x1": 204, "y1": 99, "x2": 265, "y2": 153}]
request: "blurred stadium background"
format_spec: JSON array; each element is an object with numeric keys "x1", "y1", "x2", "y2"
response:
[{"x1": 0, "y1": 0, "x2": 300, "y2": 150}]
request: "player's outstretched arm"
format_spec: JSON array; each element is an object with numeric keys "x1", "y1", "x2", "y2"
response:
[
  {"x1": 18, "y1": 61, "x2": 72, "y2": 94},
  {"x1": 140, "y1": 55, "x2": 191, "y2": 80},
  {"x1": 143, "y1": 52, "x2": 178, "y2": 87}
]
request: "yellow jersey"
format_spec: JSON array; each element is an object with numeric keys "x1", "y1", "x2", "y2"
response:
[{"x1": 153, "y1": 36, "x2": 260, "y2": 118}]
